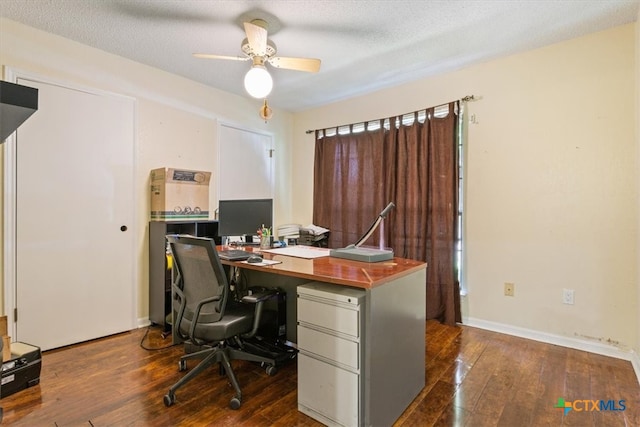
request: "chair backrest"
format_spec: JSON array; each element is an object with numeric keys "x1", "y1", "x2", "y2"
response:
[{"x1": 166, "y1": 235, "x2": 228, "y2": 324}]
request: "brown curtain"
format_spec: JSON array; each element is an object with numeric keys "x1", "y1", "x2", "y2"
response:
[
  {"x1": 313, "y1": 122, "x2": 388, "y2": 248},
  {"x1": 313, "y1": 102, "x2": 460, "y2": 325}
]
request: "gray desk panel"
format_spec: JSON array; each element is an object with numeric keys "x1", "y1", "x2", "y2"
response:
[{"x1": 364, "y1": 268, "x2": 426, "y2": 426}]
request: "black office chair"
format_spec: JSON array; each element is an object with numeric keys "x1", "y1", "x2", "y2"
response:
[{"x1": 163, "y1": 235, "x2": 278, "y2": 410}]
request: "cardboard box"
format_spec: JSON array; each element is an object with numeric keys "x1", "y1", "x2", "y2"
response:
[
  {"x1": 0, "y1": 315, "x2": 8, "y2": 362},
  {"x1": 0, "y1": 316, "x2": 6, "y2": 336},
  {"x1": 150, "y1": 168, "x2": 211, "y2": 220},
  {"x1": 2, "y1": 336, "x2": 10, "y2": 362}
]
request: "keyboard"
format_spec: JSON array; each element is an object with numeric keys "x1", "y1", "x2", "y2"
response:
[{"x1": 217, "y1": 249, "x2": 251, "y2": 261}]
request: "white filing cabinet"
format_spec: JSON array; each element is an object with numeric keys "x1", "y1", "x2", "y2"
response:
[{"x1": 297, "y1": 282, "x2": 365, "y2": 427}]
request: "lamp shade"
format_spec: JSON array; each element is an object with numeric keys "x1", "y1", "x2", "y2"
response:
[{"x1": 244, "y1": 65, "x2": 273, "y2": 98}]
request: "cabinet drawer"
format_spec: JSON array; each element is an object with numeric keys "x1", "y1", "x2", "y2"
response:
[
  {"x1": 298, "y1": 325, "x2": 359, "y2": 369},
  {"x1": 297, "y1": 297, "x2": 360, "y2": 338},
  {"x1": 298, "y1": 353, "x2": 359, "y2": 427}
]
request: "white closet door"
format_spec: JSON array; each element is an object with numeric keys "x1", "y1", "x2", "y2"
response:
[
  {"x1": 218, "y1": 124, "x2": 273, "y2": 200},
  {"x1": 13, "y1": 77, "x2": 135, "y2": 350}
]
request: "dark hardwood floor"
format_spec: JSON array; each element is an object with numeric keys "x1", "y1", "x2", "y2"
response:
[{"x1": 1, "y1": 320, "x2": 638, "y2": 426}]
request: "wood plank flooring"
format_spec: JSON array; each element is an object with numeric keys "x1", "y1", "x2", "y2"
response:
[{"x1": 1, "y1": 320, "x2": 638, "y2": 426}]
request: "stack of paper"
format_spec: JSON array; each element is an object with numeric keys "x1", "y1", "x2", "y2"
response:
[
  {"x1": 301, "y1": 224, "x2": 330, "y2": 236},
  {"x1": 277, "y1": 223, "x2": 301, "y2": 240},
  {"x1": 263, "y1": 246, "x2": 330, "y2": 259}
]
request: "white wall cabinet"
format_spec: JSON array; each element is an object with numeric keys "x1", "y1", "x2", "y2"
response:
[{"x1": 297, "y1": 282, "x2": 365, "y2": 427}]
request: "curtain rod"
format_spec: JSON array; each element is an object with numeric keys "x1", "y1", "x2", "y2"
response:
[{"x1": 305, "y1": 95, "x2": 476, "y2": 134}]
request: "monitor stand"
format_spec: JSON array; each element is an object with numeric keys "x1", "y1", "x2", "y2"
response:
[
  {"x1": 241, "y1": 235, "x2": 260, "y2": 246},
  {"x1": 329, "y1": 245, "x2": 394, "y2": 262}
]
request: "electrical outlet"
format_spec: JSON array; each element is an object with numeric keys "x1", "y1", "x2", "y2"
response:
[
  {"x1": 504, "y1": 282, "x2": 515, "y2": 297},
  {"x1": 562, "y1": 288, "x2": 574, "y2": 305}
]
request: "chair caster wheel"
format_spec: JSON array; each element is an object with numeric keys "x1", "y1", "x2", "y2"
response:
[
  {"x1": 178, "y1": 359, "x2": 187, "y2": 371},
  {"x1": 266, "y1": 365, "x2": 278, "y2": 376},
  {"x1": 163, "y1": 393, "x2": 176, "y2": 407},
  {"x1": 229, "y1": 396, "x2": 241, "y2": 410}
]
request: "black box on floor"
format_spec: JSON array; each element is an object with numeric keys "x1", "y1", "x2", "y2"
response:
[
  {"x1": 248, "y1": 287, "x2": 297, "y2": 366},
  {"x1": 254, "y1": 287, "x2": 287, "y2": 340},
  {"x1": 1, "y1": 342, "x2": 41, "y2": 399},
  {"x1": 243, "y1": 336, "x2": 297, "y2": 366}
]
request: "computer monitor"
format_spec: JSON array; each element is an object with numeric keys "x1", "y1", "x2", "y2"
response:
[{"x1": 218, "y1": 198, "x2": 273, "y2": 239}]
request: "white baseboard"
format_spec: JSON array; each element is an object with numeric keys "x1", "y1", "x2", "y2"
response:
[
  {"x1": 137, "y1": 318, "x2": 152, "y2": 328},
  {"x1": 464, "y1": 317, "x2": 640, "y2": 386}
]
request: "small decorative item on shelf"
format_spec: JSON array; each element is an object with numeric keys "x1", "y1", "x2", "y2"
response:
[{"x1": 257, "y1": 224, "x2": 273, "y2": 249}]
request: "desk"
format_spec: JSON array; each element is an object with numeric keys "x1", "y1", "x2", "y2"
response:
[{"x1": 220, "y1": 247, "x2": 427, "y2": 427}]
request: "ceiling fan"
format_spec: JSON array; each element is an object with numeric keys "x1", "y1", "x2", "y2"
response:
[{"x1": 194, "y1": 19, "x2": 321, "y2": 99}]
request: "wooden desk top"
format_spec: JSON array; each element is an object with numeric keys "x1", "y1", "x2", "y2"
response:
[{"x1": 218, "y1": 246, "x2": 426, "y2": 289}]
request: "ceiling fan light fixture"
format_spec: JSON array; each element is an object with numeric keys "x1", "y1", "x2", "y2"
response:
[
  {"x1": 195, "y1": 18, "x2": 321, "y2": 99},
  {"x1": 244, "y1": 65, "x2": 273, "y2": 98}
]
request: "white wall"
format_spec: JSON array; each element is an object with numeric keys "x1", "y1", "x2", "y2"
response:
[
  {"x1": 0, "y1": 18, "x2": 296, "y2": 321},
  {"x1": 293, "y1": 24, "x2": 639, "y2": 356}
]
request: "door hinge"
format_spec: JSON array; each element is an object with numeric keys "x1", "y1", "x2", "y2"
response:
[
  {"x1": 14, "y1": 307, "x2": 18, "y2": 322},
  {"x1": 268, "y1": 148, "x2": 275, "y2": 158}
]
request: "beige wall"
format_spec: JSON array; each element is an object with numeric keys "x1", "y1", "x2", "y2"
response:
[
  {"x1": 0, "y1": 18, "x2": 296, "y2": 322},
  {"x1": 294, "y1": 24, "x2": 639, "y2": 353}
]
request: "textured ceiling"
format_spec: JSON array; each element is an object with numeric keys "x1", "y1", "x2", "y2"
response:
[{"x1": 1, "y1": 0, "x2": 638, "y2": 112}]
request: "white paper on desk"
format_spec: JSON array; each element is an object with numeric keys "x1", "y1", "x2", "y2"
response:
[
  {"x1": 240, "y1": 259, "x2": 282, "y2": 266},
  {"x1": 262, "y1": 245, "x2": 330, "y2": 259}
]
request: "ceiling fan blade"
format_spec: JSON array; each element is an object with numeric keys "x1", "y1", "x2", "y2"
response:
[
  {"x1": 244, "y1": 21, "x2": 268, "y2": 57},
  {"x1": 268, "y1": 56, "x2": 321, "y2": 73},
  {"x1": 193, "y1": 53, "x2": 250, "y2": 62}
]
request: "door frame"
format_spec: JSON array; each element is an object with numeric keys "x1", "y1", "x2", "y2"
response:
[{"x1": 2, "y1": 67, "x2": 138, "y2": 340}]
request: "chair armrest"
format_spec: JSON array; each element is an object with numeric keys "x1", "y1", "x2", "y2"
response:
[
  {"x1": 240, "y1": 287, "x2": 278, "y2": 339},
  {"x1": 241, "y1": 287, "x2": 277, "y2": 304},
  {"x1": 188, "y1": 295, "x2": 222, "y2": 346}
]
